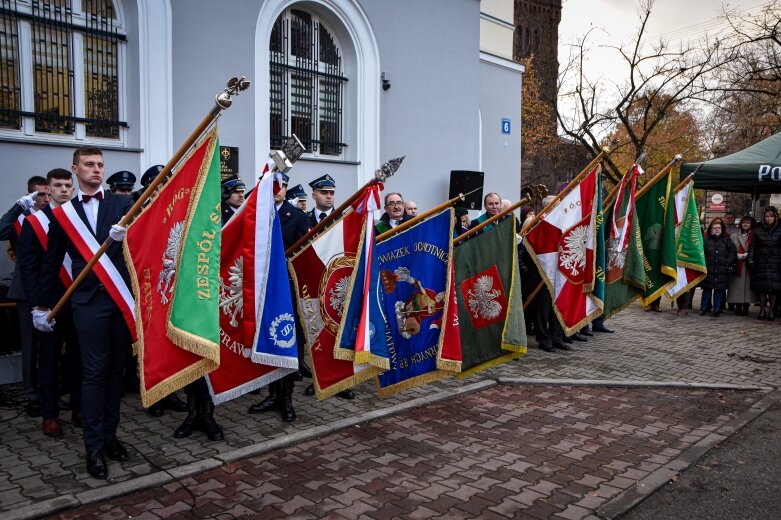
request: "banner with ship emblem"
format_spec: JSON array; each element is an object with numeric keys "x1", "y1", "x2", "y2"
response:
[{"x1": 374, "y1": 209, "x2": 461, "y2": 397}]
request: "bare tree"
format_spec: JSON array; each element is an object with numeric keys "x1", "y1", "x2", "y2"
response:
[{"x1": 556, "y1": 0, "x2": 734, "y2": 183}]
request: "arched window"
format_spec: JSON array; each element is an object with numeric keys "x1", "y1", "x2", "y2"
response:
[
  {"x1": 0, "y1": 0, "x2": 125, "y2": 140},
  {"x1": 269, "y1": 8, "x2": 346, "y2": 157}
]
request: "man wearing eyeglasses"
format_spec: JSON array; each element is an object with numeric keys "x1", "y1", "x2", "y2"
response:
[{"x1": 375, "y1": 192, "x2": 412, "y2": 234}]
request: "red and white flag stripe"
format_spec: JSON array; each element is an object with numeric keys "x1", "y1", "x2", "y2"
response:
[{"x1": 52, "y1": 202, "x2": 136, "y2": 340}]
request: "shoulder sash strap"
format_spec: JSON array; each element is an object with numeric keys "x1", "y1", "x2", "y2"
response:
[
  {"x1": 27, "y1": 211, "x2": 74, "y2": 287},
  {"x1": 52, "y1": 201, "x2": 136, "y2": 338}
]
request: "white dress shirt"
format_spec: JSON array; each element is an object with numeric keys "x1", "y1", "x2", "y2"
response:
[{"x1": 78, "y1": 186, "x2": 105, "y2": 232}]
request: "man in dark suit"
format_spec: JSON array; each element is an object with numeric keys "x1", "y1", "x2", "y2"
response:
[
  {"x1": 221, "y1": 178, "x2": 246, "y2": 226},
  {"x1": 32, "y1": 146, "x2": 133, "y2": 480},
  {"x1": 249, "y1": 173, "x2": 309, "y2": 421},
  {"x1": 0, "y1": 175, "x2": 49, "y2": 417},
  {"x1": 16, "y1": 168, "x2": 83, "y2": 438}
]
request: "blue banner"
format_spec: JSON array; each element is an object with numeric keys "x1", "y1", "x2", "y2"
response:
[
  {"x1": 376, "y1": 210, "x2": 454, "y2": 395},
  {"x1": 253, "y1": 208, "x2": 298, "y2": 367}
]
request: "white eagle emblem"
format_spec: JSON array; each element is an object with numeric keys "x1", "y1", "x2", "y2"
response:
[
  {"x1": 158, "y1": 221, "x2": 184, "y2": 305},
  {"x1": 467, "y1": 275, "x2": 502, "y2": 320},
  {"x1": 219, "y1": 257, "x2": 244, "y2": 327},
  {"x1": 329, "y1": 275, "x2": 350, "y2": 317},
  {"x1": 558, "y1": 225, "x2": 589, "y2": 276},
  {"x1": 607, "y1": 237, "x2": 626, "y2": 270}
]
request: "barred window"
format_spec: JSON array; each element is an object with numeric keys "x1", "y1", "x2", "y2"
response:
[
  {"x1": 0, "y1": 0, "x2": 125, "y2": 139},
  {"x1": 269, "y1": 9, "x2": 346, "y2": 157}
]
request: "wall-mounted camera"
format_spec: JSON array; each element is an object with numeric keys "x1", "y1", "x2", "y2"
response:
[{"x1": 381, "y1": 72, "x2": 391, "y2": 91}]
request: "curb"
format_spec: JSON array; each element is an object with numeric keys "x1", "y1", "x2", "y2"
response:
[
  {"x1": 498, "y1": 377, "x2": 775, "y2": 391},
  {"x1": 2, "y1": 379, "x2": 496, "y2": 520},
  {"x1": 595, "y1": 388, "x2": 781, "y2": 519}
]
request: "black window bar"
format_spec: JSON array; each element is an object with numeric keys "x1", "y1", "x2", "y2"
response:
[
  {"x1": 0, "y1": 0, "x2": 21, "y2": 129},
  {"x1": 83, "y1": 0, "x2": 119, "y2": 138},
  {"x1": 269, "y1": 10, "x2": 347, "y2": 156}
]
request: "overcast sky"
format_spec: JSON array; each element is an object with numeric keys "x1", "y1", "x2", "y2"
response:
[{"x1": 558, "y1": 0, "x2": 769, "y2": 86}]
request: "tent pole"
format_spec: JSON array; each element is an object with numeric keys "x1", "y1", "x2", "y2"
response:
[{"x1": 752, "y1": 186, "x2": 758, "y2": 217}]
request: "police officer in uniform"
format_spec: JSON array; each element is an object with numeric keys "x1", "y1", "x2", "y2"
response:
[
  {"x1": 106, "y1": 171, "x2": 136, "y2": 196},
  {"x1": 286, "y1": 184, "x2": 308, "y2": 212},
  {"x1": 248, "y1": 173, "x2": 310, "y2": 421},
  {"x1": 132, "y1": 165, "x2": 164, "y2": 201},
  {"x1": 307, "y1": 174, "x2": 336, "y2": 228},
  {"x1": 302, "y1": 174, "x2": 355, "y2": 400},
  {"x1": 221, "y1": 178, "x2": 246, "y2": 225}
]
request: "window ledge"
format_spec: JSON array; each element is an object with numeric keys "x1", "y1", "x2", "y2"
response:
[{"x1": 0, "y1": 134, "x2": 142, "y2": 152}]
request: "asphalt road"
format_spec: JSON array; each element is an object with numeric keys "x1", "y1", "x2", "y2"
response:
[{"x1": 620, "y1": 401, "x2": 781, "y2": 520}]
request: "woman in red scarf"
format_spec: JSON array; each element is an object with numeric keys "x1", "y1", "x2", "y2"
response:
[{"x1": 727, "y1": 216, "x2": 757, "y2": 315}]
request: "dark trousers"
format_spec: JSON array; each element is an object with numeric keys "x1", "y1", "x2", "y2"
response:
[
  {"x1": 39, "y1": 308, "x2": 82, "y2": 419},
  {"x1": 700, "y1": 289, "x2": 725, "y2": 313},
  {"x1": 72, "y1": 290, "x2": 131, "y2": 452},
  {"x1": 17, "y1": 300, "x2": 40, "y2": 401},
  {"x1": 184, "y1": 377, "x2": 211, "y2": 400},
  {"x1": 533, "y1": 289, "x2": 563, "y2": 347}
]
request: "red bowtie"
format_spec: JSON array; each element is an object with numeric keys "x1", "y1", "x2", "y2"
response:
[{"x1": 81, "y1": 192, "x2": 103, "y2": 203}]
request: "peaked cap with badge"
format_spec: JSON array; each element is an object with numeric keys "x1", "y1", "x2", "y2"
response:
[
  {"x1": 106, "y1": 170, "x2": 136, "y2": 190},
  {"x1": 309, "y1": 174, "x2": 335, "y2": 191}
]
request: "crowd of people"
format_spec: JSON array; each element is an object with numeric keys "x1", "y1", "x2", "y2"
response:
[
  {"x1": 687, "y1": 210, "x2": 781, "y2": 319},
  {"x1": 2, "y1": 147, "x2": 779, "y2": 482}
]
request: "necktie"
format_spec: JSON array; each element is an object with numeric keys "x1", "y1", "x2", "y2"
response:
[
  {"x1": 82, "y1": 192, "x2": 103, "y2": 203},
  {"x1": 319, "y1": 212, "x2": 327, "y2": 222}
]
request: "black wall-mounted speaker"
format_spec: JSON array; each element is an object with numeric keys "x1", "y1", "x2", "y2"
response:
[{"x1": 449, "y1": 170, "x2": 484, "y2": 210}]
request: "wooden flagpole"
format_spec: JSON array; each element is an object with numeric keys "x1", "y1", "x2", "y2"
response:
[
  {"x1": 376, "y1": 188, "x2": 480, "y2": 243},
  {"x1": 453, "y1": 196, "x2": 531, "y2": 245},
  {"x1": 635, "y1": 154, "x2": 683, "y2": 200},
  {"x1": 48, "y1": 77, "x2": 251, "y2": 321},
  {"x1": 285, "y1": 157, "x2": 405, "y2": 256}
]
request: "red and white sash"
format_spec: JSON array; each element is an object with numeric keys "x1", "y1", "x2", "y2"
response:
[
  {"x1": 52, "y1": 201, "x2": 137, "y2": 339},
  {"x1": 27, "y1": 211, "x2": 74, "y2": 288},
  {"x1": 12, "y1": 213, "x2": 24, "y2": 236}
]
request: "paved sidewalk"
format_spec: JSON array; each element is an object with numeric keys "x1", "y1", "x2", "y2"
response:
[
  {"x1": 0, "y1": 301, "x2": 779, "y2": 518},
  {"x1": 58, "y1": 385, "x2": 764, "y2": 519}
]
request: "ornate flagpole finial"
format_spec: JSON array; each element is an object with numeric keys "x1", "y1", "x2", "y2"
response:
[
  {"x1": 375, "y1": 156, "x2": 405, "y2": 182},
  {"x1": 216, "y1": 76, "x2": 251, "y2": 109},
  {"x1": 272, "y1": 134, "x2": 307, "y2": 173}
]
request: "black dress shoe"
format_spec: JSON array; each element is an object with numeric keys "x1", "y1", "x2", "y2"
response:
[
  {"x1": 562, "y1": 336, "x2": 573, "y2": 344},
  {"x1": 539, "y1": 344, "x2": 556, "y2": 353},
  {"x1": 555, "y1": 343, "x2": 572, "y2": 351},
  {"x1": 336, "y1": 389, "x2": 355, "y2": 400},
  {"x1": 304, "y1": 384, "x2": 315, "y2": 396},
  {"x1": 280, "y1": 402, "x2": 296, "y2": 422},
  {"x1": 592, "y1": 324, "x2": 614, "y2": 333},
  {"x1": 86, "y1": 450, "x2": 108, "y2": 480},
  {"x1": 248, "y1": 395, "x2": 278, "y2": 414},
  {"x1": 571, "y1": 333, "x2": 588, "y2": 342},
  {"x1": 580, "y1": 329, "x2": 594, "y2": 337},
  {"x1": 104, "y1": 437, "x2": 129, "y2": 462}
]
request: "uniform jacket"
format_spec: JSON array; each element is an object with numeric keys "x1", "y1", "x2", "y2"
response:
[
  {"x1": 221, "y1": 201, "x2": 238, "y2": 226},
  {"x1": 0, "y1": 202, "x2": 32, "y2": 300},
  {"x1": 701, "y1": 233, "x2": 737, "y2": 290},
  {"x1": 36, "y1": 192, "x2": 133, "y2": 309},
  {"x1": 748, "y1": 215, "x2": 781, "y2": 292},
  {"x1": 277, "y1": 200, "x2": 308, "y2": 250},
  {"x1": 16, "y1": 206, "x2": 69, "y2": 304},
  {"x1": 307, "y1": 208, "x2": 334, "y2": 229}
]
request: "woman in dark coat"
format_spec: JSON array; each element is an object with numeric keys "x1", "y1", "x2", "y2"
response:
[
  {"x1": 748, "y1": 207, "x2": 781, "y2": 320},
  {"x1": 700, "y1": 218, "x2": 737, "y2": 317}
]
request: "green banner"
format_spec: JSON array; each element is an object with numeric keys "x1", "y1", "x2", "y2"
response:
[
  {"x1": 634, "y1": 172, "x2": 677, "y2": 305},
  {"x1": 454, "y1": 217, "x2": 526, "y2": 377}
]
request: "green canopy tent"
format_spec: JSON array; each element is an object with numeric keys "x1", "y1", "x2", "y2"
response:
[{"x1": 680, "y1": 131, "x2": 781, "y2": 195}]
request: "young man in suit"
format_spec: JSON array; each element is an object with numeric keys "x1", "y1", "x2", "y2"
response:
[
  {"x1": 16, "y1": 168, "x2": 83, "y2": 437},
  {"x1": 32, "y1": 146, "x2": 133, "y2": 480}
]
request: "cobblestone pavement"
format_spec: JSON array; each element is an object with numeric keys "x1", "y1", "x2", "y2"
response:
[
  {"x1": 59, "y1": 386, "x2": 763, "y2": 519},
  {"x1": 0, "y1": 301, "x2": 779, "y2": 517}
]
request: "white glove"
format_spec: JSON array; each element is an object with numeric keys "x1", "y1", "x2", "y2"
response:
[
  {"x1": 32, "y1": 309, "x2": 55, "y2": 332},
  {"x1": 109, "y1": 224, "x2": 127, "y2": 242},
  {"x1": 16, "y1": 192, "x2": 37, "y2": 211}
]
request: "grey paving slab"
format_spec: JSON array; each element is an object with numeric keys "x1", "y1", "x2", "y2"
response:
[{"x1": 0, "y1": 301, "x2": 778, "y2": 516}]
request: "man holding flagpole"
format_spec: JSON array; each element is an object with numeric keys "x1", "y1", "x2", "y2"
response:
[{"x1": 32, "y1": 146, "x2": 134, "y2": 480}]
